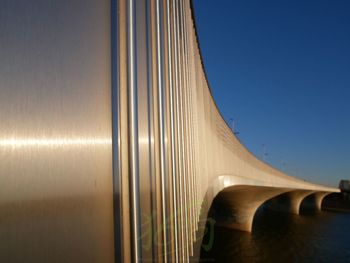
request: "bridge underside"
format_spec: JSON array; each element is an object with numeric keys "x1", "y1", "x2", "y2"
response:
[{"x1": 207, "y1": 185, "x2": 331, "y2": 232}]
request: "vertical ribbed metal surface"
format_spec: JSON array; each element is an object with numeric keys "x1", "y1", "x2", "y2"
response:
[
  {"x1": 126, "y1": 0, "x2": 142, "y2": 261},
  {"x1": 165, "y1": 0, "x2": 179, "y2": 260}
]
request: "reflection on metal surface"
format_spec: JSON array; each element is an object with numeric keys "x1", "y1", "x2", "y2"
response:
[
  {"x1": 0, "y1": 0, "x2": 114, "y2": 262},
  {"x1": 0, "y1": 138, "x2": 112, "y2": 148}
]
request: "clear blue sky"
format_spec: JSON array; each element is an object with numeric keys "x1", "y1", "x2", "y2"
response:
[{"x1": 193, "y1": 0, "x2": 350, "y2": 187}]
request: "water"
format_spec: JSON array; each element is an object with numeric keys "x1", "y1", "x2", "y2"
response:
[{"x1": 200, "y1": 209, "x2": 350, "y2": 262}]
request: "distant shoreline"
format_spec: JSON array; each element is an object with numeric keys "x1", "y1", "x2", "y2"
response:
[
  {"x1": 323, "y1": 207, "x2": 350, "y2": 213},
  {"x1": 322, "y1": 193, "x2": 350, "y2": 213}
]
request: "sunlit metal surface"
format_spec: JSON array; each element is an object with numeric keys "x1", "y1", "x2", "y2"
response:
[
  {"x1": 0, "y1": 1, "x2": 114, "y2": 262},
  {"x1": 0, "y1": 0, "x2": 339, "y2": 262},
  {"x1": 0, "y1": 138, "x2": 111, "y2": 148}
]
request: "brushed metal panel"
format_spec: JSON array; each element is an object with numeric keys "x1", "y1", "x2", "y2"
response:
[{"x1": 0, "y1": 1, "x2": 114, "y2": 262}]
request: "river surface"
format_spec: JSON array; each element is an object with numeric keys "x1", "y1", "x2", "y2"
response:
[{"x1": 200, "y1": 209, "x2": 350, "y2": 262}]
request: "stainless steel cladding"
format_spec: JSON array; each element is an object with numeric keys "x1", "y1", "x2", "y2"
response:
[
  {"x1": 0, "y1": 1, "x2": 114, "y2": 262},
  {"x1": 0, "y1": 1, "x2": 339, "y2": 263}
]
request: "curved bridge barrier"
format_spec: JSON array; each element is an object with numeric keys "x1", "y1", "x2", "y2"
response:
[{"x1": 0, "y1": 1, "x2": 339, "y2": 262}]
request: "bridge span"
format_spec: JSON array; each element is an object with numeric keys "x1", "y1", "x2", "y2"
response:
[{"x1": 0, "y1": 0, "x2": 338, "y2": 262}]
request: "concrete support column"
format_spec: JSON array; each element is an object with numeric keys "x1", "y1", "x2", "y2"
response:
[
  {"x1": 265, "y1": 190, "x2": 315, "y2": 215},
  {"x1": 300, "y1": 192, "x2": 330, "y2": 211},
  {"x1": 209, "y1": 186, "x2": 289, "y2": 232}
]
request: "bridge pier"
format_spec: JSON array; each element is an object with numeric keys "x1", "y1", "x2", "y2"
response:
[
  {"x1": 264, "y1": 190, "x2": 315, "y2": 215},
  {"x1": 209, "y1": 186, "x2": 289, "y2": 232},
  {"x1": 206, "y1": 186, "x2": 332, "y2": 233},
  {"x1": 300, "y1": 192, "x2": 330, "y2": 212}
]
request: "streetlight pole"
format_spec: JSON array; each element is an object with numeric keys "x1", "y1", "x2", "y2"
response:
[
  {"x1": 262, "y1": 144, "x2": 268, "y2": 161},
  {"x1": 229, "y1": 118, "x2": 240, "y2": 135}
]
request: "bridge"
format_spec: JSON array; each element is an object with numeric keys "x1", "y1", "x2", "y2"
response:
[{"x1": 0, "y1": 0, "x2": 338, "y2": 262}]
